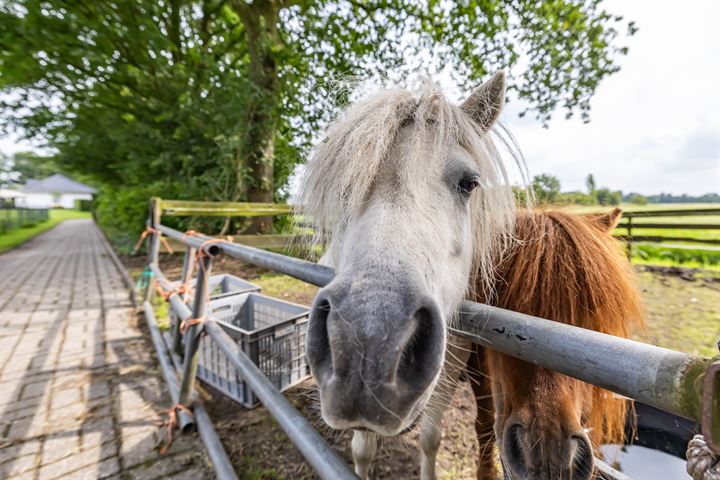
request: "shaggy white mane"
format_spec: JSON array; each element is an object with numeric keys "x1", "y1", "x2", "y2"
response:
[{"x1": 299, "y1": 82, "x2": 522, "y2": 297}]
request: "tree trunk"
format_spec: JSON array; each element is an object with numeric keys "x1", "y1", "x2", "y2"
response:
[{"x1": 237, "y1": 1, "x2": 281, "y2": 234}]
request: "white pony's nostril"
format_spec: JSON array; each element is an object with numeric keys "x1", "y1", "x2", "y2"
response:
[
  {"x1": 307, "y1": 297, "x2": 333, "y2": 378},
  {"x1": 396, "y1": 302, "x2": 444, "y2": 388}
]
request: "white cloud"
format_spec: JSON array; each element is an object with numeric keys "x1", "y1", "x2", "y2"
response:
[{"x1": 498, "y1": 0, "x2": 720, "y2": 195}]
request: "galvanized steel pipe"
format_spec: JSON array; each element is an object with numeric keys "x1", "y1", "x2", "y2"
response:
[
  {"x1": 157, "y1": 224, "x2": 714, "y2": 425},
  {"x1": 143, "y1": 301, "x2": 239, "y2": 480},
  {"x1": 204, "y1": 321, "x2": 358, "y2": 480},
  {"x1": 151, "y1": 260, "x2": 358, "y2": 480}
]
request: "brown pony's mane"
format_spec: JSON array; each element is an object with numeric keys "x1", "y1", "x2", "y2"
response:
[{"x1": 486, "y1": 208, "x2": 645, "y2": 445}]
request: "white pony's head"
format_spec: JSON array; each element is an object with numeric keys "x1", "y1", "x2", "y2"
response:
[{"x1": 301, "y1": 72, "x2": 517, "y2": 435}]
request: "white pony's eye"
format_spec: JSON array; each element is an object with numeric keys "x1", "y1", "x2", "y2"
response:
[{"x1": 457, "y1": 175, "x2": 480, "y2": 197}]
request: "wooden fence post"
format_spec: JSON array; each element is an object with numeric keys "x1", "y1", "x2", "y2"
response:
[{"x1": 626, "y1": 215, "x2": 633, "y2": 260}]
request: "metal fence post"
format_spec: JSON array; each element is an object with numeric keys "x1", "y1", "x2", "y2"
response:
[
  {"x1": 144, "y1": 198, "x2": 162, "y2": 303},
  {"x1": 178, "y1": 251, "x2": 213, "y2": 405},
  {"x1": 172, "y1": 245, "x2": 196, "y2": 355}
]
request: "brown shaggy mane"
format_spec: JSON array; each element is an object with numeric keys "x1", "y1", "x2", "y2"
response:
[{"x1": 482, "y1": 209, "x2": 645, "y2": 445}]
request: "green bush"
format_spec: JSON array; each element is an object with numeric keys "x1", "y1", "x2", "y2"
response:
[
  {"x1": 596, "y1": 188, "x2": 622, "y2": 205},
  {"x1": 74, "y1": 199, "x2": 93, "y2": 211},
  {"x1": 629, "y1": 194, "x2": 648, "y2": 205},
  {"x1": 558, "y1": 191, "x2": 596, "y2": 205}
]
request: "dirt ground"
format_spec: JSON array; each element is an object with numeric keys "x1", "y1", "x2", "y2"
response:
[{"x1": 121, "y1": 253, "x2": 720, "y2": 480}]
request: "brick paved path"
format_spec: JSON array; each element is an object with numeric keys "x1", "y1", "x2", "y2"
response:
[{"x1": 0, "y1": 220, "x2": 211, "y2": 480}]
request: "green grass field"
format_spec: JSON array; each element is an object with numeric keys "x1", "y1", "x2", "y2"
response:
[
  {"x1": 0, "y1": 209, "x2": 92, "y2": 254},
  {"x1": 562, "y1": 203, "x2": 720, "y2": 269}
]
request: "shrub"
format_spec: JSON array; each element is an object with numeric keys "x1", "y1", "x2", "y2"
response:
[
  {"x1": 629, "y1": 194, "x2": 648, "y2": 205},
  {"x1": 74, "y1": 199, "x2": 93, "y2": 211}
]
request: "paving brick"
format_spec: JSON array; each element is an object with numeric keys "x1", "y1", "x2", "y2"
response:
[
  {"x1": 126, "y1": 453, "x2": 191, "y2": 480},
  {"x1": 41, "y1": 431, "x2": 80, "y2": 464},
  {"x1": 37, "y1": 443, "x2": 115, "y2": 480},
  {"x1": 51, "y1": 387, "x2": 82, "y2": 409},
  {"x1": 66, "y1": 456, "x2": 121, "y2": 480},
  {"x1": 0, "y1": 439, "x2": 41, "y2": 463},
  {"x1": 120, "y1": 427, "x2": 161, "y2": 468},
  {"x1": 0, "y1": 453, "x2": 37, "y2": 477},
  {"x1": 0, "y1": 221, "x2": 210, "y2": 479},
  {"x1": 21, "y1": 380, "x2": 50, "y2": 399}
]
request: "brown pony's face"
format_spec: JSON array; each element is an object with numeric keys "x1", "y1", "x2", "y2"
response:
[
  {"x1": 487, "y1": 353, "x2": 595, "y2": 479},
  {"x1": 485, "y1": 208, "x2": 643, "y2": 480}
]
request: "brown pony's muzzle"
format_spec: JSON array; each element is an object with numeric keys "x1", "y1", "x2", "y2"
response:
[
  {"x1": 306, "y1": 277, "x2": 445, "y2": 435},
  {"x1": 501, "y1": 416, "x2": 594, "y2": 480}
]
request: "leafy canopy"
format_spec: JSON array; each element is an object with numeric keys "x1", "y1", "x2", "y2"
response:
[{"x1": 0, "y1": 0, "x2": 635, "y2": 239}]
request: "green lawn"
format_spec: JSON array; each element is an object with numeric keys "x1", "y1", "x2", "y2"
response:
[
  {"x1": 0, "y1": 209, "x2": 92, "y2": 254},
  {"x1": 561, "y1": 203, "x2": 720, "y2": 269}
]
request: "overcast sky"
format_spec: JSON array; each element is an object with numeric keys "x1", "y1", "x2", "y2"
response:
[
  {"x1": 2, "y1": 0, "x2": 718, "y2": 196},
  {"x1": 498, "y1": 0, "x2": 720, "y2": 195}
]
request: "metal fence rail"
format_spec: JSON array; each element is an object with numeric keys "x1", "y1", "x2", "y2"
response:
[
  {"x1": 156, "y1": 224, "x2": 717, "y2": 424},
  {"x1": 0, "y1": 207, "x2": 49, "y2": 233},
  {"x1": 140, "y1": 204, "x2": 719, "y2": 480}
]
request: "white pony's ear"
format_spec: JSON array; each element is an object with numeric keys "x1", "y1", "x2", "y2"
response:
[{"x1": 461, "y1": 71, "x2": 506, "y2": 131}]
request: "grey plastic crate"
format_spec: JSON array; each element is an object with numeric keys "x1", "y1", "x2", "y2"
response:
[
  {"x1": 169, "y1": 274, "x2": 261, "y2": 333},
  {"x1": 175, "y1": 273, "x2": 261, "y2": 301},
  {"x1": 196, "y1": 293, "x2": 311, "y2": 408}
]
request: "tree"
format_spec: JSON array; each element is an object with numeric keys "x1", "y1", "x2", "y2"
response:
[
  {"x1": 0, "y1": 151, "x2": 58, "y2": 186},
  {"x1": 595, "y1": 188, "x2": 622, "y2": 206},
  {"x1": 531, "y1": 174, "x2": 561, "y2": 204},
  {"x1": 0, "y1": 1, "x2": 635, "y2": 238},
  {"x1": 585, "y1": 174, "x2": 596, "y2": 195},
  {"x1": 10, "y1": 152, "x2": 58, "y2": 183},
  {"x1": 628, "y1": 193, "x2": 648, "y2": 205}
]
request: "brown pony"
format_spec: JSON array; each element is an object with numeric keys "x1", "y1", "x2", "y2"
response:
[{"x1": 468, "y1": 208, "x2": 644, "y2": 480}]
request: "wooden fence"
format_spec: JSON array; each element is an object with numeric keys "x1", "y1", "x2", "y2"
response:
[
  {"x1": 615, "y1": 207, "x2": 720, "y2": 247},
  {"x1": 155, "y1": 199, "x2": 720, "y2": 252},
  {"x1": 154, "y1": 198, "x2": 301, "y2": 251}
]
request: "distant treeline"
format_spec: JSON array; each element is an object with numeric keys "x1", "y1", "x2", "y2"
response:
[
  {"x1": 523, "y1": 173, "x2": 719, "y2": 206},
  {"x1": 623, "y1": 192, "x2": 720, "y2": 204}
]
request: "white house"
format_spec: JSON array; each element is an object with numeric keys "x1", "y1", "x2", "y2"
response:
[{"x1": 18, "y1": 174, "x2": 96, "y2": 209}]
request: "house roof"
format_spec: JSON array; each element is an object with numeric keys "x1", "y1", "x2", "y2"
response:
[{"x1": 21, "y1": 174, "x2": 97, "y2": 194}]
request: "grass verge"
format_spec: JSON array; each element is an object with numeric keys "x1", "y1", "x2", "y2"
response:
[{"x1": 0, "y1": 209, "x2": 92, "y2": 254}]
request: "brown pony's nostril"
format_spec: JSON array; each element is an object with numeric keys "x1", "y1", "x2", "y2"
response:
[
  {"x1": 504, "y1": 423, "x2": 531, "y2": 479},
  {"x1": 571, "y1": 435, "x2": 594, "y2": 480}
]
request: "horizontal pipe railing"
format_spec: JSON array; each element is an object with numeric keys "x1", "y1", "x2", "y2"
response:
[
  {"x1": 149, "y1": 260, "x2": 357, "y2": 480},
  {"x1": 156, "y1": 224, "x2": 716, "y2": 425},
  {"x1": 143, "y1": 300, "x2": 238, "y2": 480}
]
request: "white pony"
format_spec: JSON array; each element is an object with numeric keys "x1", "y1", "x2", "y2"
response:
[{"x1": 300, "y1": 72, "x2": 516, "y2": 479}]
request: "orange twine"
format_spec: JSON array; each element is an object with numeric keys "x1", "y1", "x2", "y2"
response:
[
  {"x1": 179, "y1": 316, "x2": 206, "y2": 335},
  {"x1": 155, "y1": 403, "x2": 193, "y2": 454},
  {"x1": 133, "y1": 227, "x2": 174, "y2": 254},
  {"x1": 155, "y1": 282, "x2": 191, "y2": 302}
]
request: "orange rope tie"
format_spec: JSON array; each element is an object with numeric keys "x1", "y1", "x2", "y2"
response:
[
  {"x1": 133, "y1": 227, "x2": 174, "y2": 254},
  {"x1": 182, "y1": 229, "x2": 198, "y2": 240},
  {"x1": 179, "y1": 316, "x2": 207, "y2": 335},
  {"x1": 156, "y1": 283, "x2": 192, "y2": 302},
  {"x1": 155, "y1": 403, "x2": 193, "y2": 454}
]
